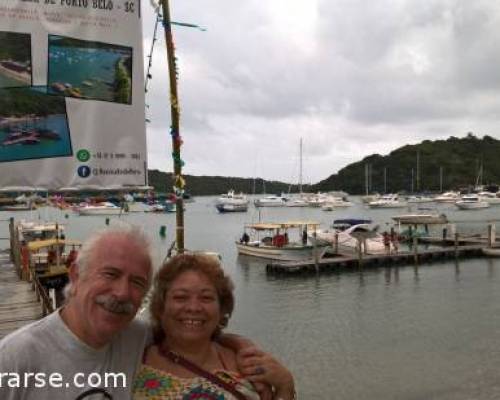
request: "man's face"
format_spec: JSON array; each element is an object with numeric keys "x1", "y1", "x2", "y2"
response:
[{"x1": 68, "y1": 233, "x2": 151, "y2": 347}]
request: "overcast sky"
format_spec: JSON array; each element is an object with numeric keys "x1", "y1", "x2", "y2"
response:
[{"x1": 142, "y1": 0, "x2": 500, "y2": 184}]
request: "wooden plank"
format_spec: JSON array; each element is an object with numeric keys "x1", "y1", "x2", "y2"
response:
[{"x1": 0, "y1": 256, "x2": 42, "y2": 338}]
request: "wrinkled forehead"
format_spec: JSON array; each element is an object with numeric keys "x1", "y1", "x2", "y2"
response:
[{"x1": 90, "y1": 234, "x2": 152, "y2": 275}]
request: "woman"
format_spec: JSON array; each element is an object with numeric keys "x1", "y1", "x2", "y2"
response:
[{"x1": 133, "y1": 253, "x2": 296, "y2": 399}]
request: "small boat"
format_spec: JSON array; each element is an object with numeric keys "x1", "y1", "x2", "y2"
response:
[
  {"x1": 17, "y1": 220, "x2": 65, "y2": 242},
  {"x1": 434, "y1": 191, "x2": 460, "y2": 203},
  {"x1": 455, "y1": 194, "x2": 489, "y2": 210},
  {"x1": 286, "y1": 197, "x2": 309, "y2": 207},
  {"x1": 392, "y1": 213, "x2": 448, "y2": 225},
  {"x1": 406, "y1": 195, "x2": 434, "y2": 203},
  {"x1": 75, "y1": 201, "x2": 125, "y2": 215},
  {"x1": 215, "y1": 190, "x2": 249, "y2": 213},
  {"x1": 236, "y1": 221, "x2": 327, "y2": 261},
  {"x1": 254, "y1": 195, "x2": 287, "y2": 207}
]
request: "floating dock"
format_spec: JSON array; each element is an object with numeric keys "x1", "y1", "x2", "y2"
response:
[{"x1": 266, "y1": 240, "x2": 486, "y2": 274}]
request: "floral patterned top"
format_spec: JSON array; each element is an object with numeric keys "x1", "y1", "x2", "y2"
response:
[{"x1": 133, "y1": 364, "x2": 261, "y2": 400}]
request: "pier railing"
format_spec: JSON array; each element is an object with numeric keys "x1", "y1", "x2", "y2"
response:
[{"x1": 8, "y1": 217, "x2": 54, "y2": 316}]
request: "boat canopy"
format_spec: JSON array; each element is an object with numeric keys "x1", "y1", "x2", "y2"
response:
[
  {"x1": 27, "y1": 239, "x2": 82, "y2": 251},
  {"x1": 245, "y1": 221, "x2": 320, "y2": 230},
  {"x1": 333, "y1": 218, "x2": 372, "y2": 226}
]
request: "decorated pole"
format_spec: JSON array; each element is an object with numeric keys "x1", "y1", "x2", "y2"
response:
[{"x1": 161, "y1": 0, "x2": 185, "y2": 253}]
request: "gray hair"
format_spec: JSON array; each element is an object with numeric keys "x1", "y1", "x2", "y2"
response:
[{"x1": 63, "y1": 223, "x2": 153, "y2": 300}]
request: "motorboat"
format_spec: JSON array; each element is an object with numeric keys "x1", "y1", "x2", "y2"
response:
[
  {"x1": 455, "y1": 194, "x2": 489, "y2": 210},
  {"x1": 434, "y1": 191, "x2": 460, "y2": 203},
  {"x1": 254, "y1": 195, "x2": 287, "y2": 207},
  {"x1": 406, "y1": 195, "x2": 434, "y2": 203},
  {"x1": 309, "y1": 221, "x2": 391, "y2": 255},
  {"x1": 368, "y1": 194, "x2": 407, "y2": 208},
  {"x1": 215, "y1": 190, "x2": 249, "y2": 213},
  {"x1": 75, "y1": 201, "x2": 125, "y2": 215},
  {"x1": 236, "y1": 221, "x2": 327, "y2": 261},
  {"x1": 392, "y1": 213, "x2": 448, "y2": 225},
  {"x1": 286, "y1": 197, "x2": 309, "y2": 207},
  {"x1": 322, "y1": 196, "x2": 352, "y2": 208}
]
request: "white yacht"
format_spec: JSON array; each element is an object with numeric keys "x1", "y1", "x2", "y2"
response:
[
  {"x1": 455, "y1": 194, "x2": 489, "y2": 210},
  {"x1": 215, "y1": 190, "x2": 249, "y2": 213},
  {"x1": 75, "y1": 202, "x2": 125, "y2": 215},
  {"x1": 434, "y1": 191, "x2": 460, "y2": 203},
  {"x1": 254, "y1": 195, "x2": 287, "y2": 207},
  {"x1": 310, "y1": 222, "x2": 391, "y2": 255},
  {"x1": 478, "y1": 191, "x2": 500, "y2": 205},
  {"x1": 368, "y1": 194, "x2": 407, "y2": 208}
]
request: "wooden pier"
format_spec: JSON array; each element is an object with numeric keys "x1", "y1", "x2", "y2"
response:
[
  {"x1": 266, "y1": 242, "x2": 486, "y2": 274},
  {"x1": 0, "y1": 251, "x2": 42, "y2": 339}
]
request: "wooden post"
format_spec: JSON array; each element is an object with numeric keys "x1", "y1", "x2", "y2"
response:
[
  {"x1": 442, "y1": 226, "x2": 447, "y2": 242},
  {"x1": 313, "y1": 231, "x2": 319, "y2": 273},
  {"x1": 488, "y1": 223, "x2": 496, "y2": 247},
  {"x1": 334, "y1": 232, "x2": 339, "y2": 255},
  {"x1": 357, "y1": 240, "x2": 363, "y2": 268},
  {"x1": 161, "y1": 0, "x2": 185, "y2": 253},
  {"x1": 454, "y1": 232, "x2": 459, "y2": 258},
  {"x1": 413, "y1": 234, "x2": 418, "y2": 265}
]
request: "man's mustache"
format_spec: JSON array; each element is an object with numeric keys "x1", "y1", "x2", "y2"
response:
[{"x1": 95, "y1": 295, "x2": 135, "y2": 315}]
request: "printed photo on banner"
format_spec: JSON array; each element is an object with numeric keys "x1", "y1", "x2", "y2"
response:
[
  {"x1": 0, "y1": 87, "x2": 73, "y2": 163},
  {"x1": 47, "y1": 35, "x2": 133, "y2": 104},
  {"x1": 0, "y1": 31, "x2": 32, "y2": 88}
]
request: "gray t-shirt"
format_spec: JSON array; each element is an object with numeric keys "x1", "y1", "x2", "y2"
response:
[{"x1": 0, "y1": 310, "x2": 148, "y2": 400}]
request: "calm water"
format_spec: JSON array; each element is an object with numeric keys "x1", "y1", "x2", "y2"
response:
[
  {"x1": 48, "y1": 46, "x2": 128, "y2": 102},
  {"x1": 2, "y1": 197, "x2": 500, "y2": 399}
]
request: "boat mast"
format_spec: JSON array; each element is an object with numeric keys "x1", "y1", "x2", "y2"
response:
[
  {"x1": 299, "y1": 138, "x2": 303, "y2": 194},
  {"x1": 364, "y1": 163, "x2": 368, "y2": 195},
  {"x1": 384, "y1": 167, "x2": 387, "y2": 194},
  {"x1": 416, "y1": 150, "x2": 420, "y2": 193},
  {"x1": 161, "y1": 0, "x2": 184, "y2": 253},
  {"x1": 439, "y1": 166, "x2": 443, "y2": 193}
]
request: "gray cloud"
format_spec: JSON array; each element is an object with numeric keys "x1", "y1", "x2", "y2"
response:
[{"x1": 143, "y1": 0, "x2": 500, "y2": 183}]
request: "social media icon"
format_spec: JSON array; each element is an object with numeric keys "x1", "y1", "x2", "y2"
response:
[{"x1": 77, "y1": 165, "x2": 91, "y2": 178}]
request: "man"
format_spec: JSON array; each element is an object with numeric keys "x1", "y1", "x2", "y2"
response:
[{"x1": 0, "y1": 224, "x2": 152, "y2": 399}]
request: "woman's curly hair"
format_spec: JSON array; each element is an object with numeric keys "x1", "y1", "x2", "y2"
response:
[{"x1": 149, "y1": 253, "x2": 235, "y2": 343}]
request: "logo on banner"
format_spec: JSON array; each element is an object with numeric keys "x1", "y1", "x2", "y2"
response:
[{"x1": 77, "y1": 165, "x2": 91, "y2": 178}]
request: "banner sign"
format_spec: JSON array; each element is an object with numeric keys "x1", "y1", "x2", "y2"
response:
[{"x1": 0, "y1": 0, "x2": 147, "y2": 189}]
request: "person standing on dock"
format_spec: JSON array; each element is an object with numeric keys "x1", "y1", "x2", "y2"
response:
[
  {"x1": 390, "y1": 231, "x2": 399, "y2": 253},
  {"x1": 383, "y1": 231, "x2": 391, "y2": 254}
]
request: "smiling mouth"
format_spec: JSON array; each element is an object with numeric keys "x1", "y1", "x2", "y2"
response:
[{"x1": 181, "y1": 319, "x2": 204, "y2": 327}]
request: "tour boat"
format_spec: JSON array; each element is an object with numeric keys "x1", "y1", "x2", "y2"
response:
[
  {"x1": 236, "y1": 221, "x2": 327, "y2": 261},
  {"x1": 368, "y1": 194, "x2": 407, "y2": 208}
]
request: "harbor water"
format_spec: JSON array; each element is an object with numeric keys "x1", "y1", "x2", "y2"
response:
[{"x1": 2, "y1": 196, "x2": 500, "y2": 399}]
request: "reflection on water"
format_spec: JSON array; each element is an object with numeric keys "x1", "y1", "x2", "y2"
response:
[{"x1": 2, "y1": 197, "x2": 500, "y2": 399}]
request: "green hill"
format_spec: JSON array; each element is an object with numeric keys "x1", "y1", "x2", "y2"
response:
[
  {"x1": 147, "y1": 169, "x2": 312, "y2": 196},
  {"x1": 313, "y1": 133, "x2": 500, "y2": 194}
]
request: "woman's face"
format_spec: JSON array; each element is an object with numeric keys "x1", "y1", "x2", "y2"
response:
[{"x1": 162, "y1": 270, "x2": 221, "y2": 345}]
